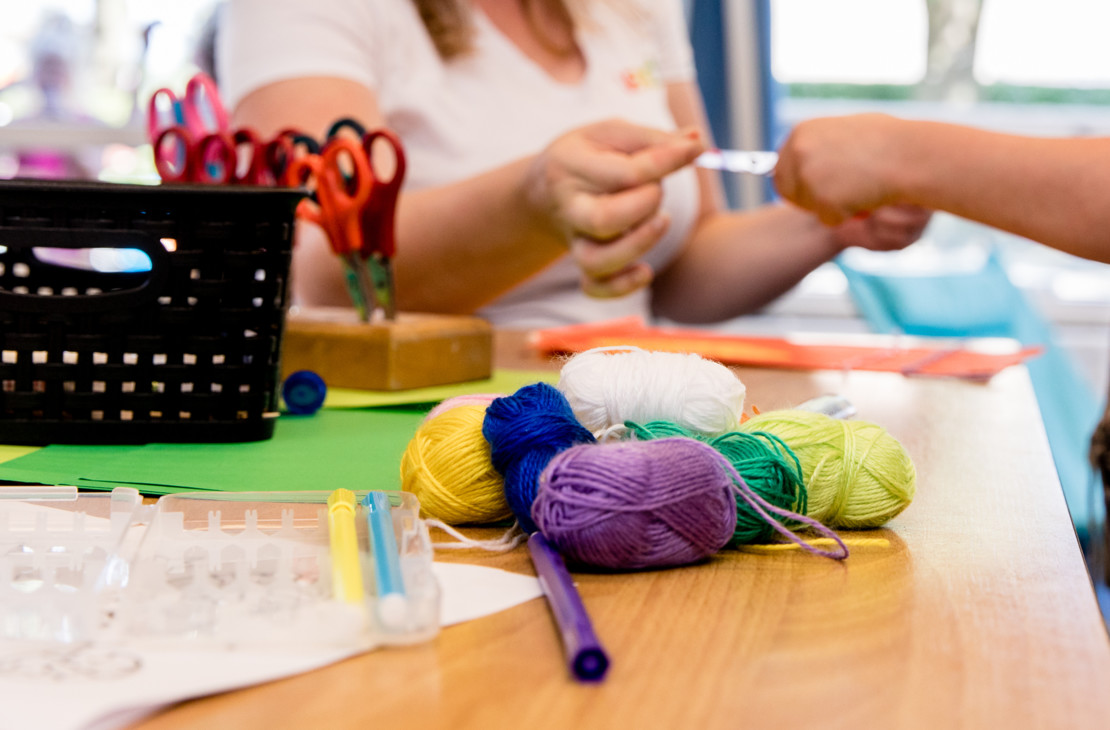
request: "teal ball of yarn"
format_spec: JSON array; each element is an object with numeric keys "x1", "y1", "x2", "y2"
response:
[
  {"x1": 625, "y1": 420, "x2": 807, "y2": 545},
  {"x1": 707, "y1": 431, "x2": 806, "y2": 544}
]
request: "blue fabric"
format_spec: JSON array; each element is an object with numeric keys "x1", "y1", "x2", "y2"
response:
[
  {"x1": 839, "y1": 251, "x2": 1103, "y2": 540},
  {"x1": 689, "y1": 0, "x2": 779, "y2": 207}
]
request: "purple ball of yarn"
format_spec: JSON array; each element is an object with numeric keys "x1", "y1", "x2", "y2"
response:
[
  {"x1": 532, "y1": 437, "x2": 738, "y2": 570},
  {"x1": 482, "y1": 382, "x2": 596, "y2": 533}
]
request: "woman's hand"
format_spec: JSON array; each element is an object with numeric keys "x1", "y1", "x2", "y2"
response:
[{"x1": 524, "y1": 118, "x2": 704, "y2": 297}]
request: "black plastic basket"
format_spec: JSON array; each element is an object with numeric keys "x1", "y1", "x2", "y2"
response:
[{"x1": 0, "y1": 179, "x2": 303, "y2": 444}]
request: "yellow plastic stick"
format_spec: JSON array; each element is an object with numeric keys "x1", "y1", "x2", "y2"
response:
[
  {"x1": 327, "y1": 488, "x2": 364, "y2": 603},
  {"x1": 736, "y1": 537, "x2": 891, "y2": 554}
]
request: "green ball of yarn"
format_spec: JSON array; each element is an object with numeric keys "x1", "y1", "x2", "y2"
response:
[
  {"x1": 625, "y1": 420, "x2": 807, "y2": 545},
  {"x1": 739, "y1": 410, "x2": 916, "y2": 529}
]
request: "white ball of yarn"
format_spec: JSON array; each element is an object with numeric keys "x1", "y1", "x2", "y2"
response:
[{"x1": 556, "y1": 346, "x2": 747, "y2": 438}]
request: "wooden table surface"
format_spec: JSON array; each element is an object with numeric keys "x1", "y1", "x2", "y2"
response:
[{"x1": 138, "y1": 330, "x2": 1110, "y2": 730}]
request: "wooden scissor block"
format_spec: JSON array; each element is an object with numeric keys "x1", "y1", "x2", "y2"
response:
[{"x1": 281, "y1": 307, "x2": 493, "y2": 391}]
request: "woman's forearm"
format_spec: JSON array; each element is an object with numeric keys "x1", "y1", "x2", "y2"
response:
[
  {"x1": 652, "y1": 205, "x2": 843, "y2": 323},
  {"x1": 392, "y1": 158, "x2": 568, "y2": 313},
  {"x1": 233, "y1": 78, "x2": 568, "y2": 313},
  {"x1": 290, "y1": 156, "x2": 568, "y2": 313}
]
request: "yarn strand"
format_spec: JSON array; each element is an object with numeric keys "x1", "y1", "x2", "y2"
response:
[
  {"x1": 424, "y1": 519, "x2": 527, "y2": 552},
  {"x1": 685, "y1": 439, "x2": 849, "y2": 560}
]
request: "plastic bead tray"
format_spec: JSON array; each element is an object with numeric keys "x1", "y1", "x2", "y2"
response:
[{"x1": 0, "y1": 488, "x2": 440, "y2": 650}]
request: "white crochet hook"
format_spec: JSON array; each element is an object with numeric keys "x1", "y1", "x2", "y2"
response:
[
  {"x1": 794, "y1": 394, "x2": 857, "y2": 420},
  {"x1": 695, "y1": 148, "x2": 778, "y2": 176}
]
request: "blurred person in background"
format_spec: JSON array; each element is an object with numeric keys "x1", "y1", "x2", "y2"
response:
[{"x1": 1, "y1": 12, "x2": 100, "y2": 180}]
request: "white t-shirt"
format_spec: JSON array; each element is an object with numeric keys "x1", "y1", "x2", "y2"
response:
[{"x1": 219, "y1": 0, "x2": 700, "y2": 327}]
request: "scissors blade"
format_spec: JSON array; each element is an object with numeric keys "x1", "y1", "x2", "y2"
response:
[
  {"x1": 365, "y1": 255, "x2": 396, "y2": 321},
  {"x1": 342, "y1": 252, "x2": 374, "y2": 323},
  {"x1": 360, "y1": 128, "x2": 405, "y2": 322},
  {"x1": 696, "y1": 149, "x2": 778, "y2": 176}
]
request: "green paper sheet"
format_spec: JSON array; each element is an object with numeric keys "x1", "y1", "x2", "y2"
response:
[
  {"x1": 321, "y1": 368, "x2": 557, "y2": 409},
  {"x1": 0, "y1": 409, "x2": 427, "y2": 495},
  {"x1": 0, "y1": 368, "x2": 559, "y2": 495}
]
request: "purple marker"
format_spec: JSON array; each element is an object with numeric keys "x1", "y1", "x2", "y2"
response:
[{"x1": 526, "y1": 532, "x2": 610, "y2": 682}]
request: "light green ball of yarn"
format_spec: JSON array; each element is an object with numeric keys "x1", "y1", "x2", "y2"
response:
[{"x1": 739, "y1": 409, "x2": 916, "y2": 529}]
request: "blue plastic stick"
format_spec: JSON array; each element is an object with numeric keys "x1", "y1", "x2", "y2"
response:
[{"x1": 363, "y1": 491, "x2": 407, "y2": 629}]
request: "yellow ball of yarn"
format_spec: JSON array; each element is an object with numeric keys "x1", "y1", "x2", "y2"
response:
[
  {"x1": 400, "y1": 404, "x2": 512, "y2": 525},
  {"x1": 740, "y1": 409, "x2": 916, "y2": 529}
]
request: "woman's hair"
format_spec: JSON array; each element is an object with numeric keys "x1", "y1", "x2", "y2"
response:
[
  {"x1": 412, "y1": 0, "x2": 475, "y2": 59},
  {"x1": 413, "y1": 0, "x2": 604, "y2": 60}
]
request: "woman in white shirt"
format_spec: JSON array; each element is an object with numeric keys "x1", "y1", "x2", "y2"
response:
[{"x1": 219, "y1": 0, "x2": 930, "y2": 328}]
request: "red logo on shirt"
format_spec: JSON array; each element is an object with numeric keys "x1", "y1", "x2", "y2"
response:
[{"x1": 621, "y1": 59, "x2": 660, "y2": 90}]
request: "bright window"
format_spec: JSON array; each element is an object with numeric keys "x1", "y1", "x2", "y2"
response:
[
  {"x1": 0, "y1": 0, "x2": 221, "y2": 181},
  {"x1": 771, "y1": 0, "x2": 927, "y2": 85},
  {"x1": 976, "y1": 0, "x2": 1110, "y2": 87}
]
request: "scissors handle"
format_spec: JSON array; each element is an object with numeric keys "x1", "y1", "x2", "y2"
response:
[
  {"x1": 321, "y1": 138, "x2": 373, "y2": 255},
  {"x1": 192, "y1": 132, "x2": 237, "y2": 184},
  {"x1": 152, "y1": 127, "x2": 191, "y2": 183},
  {"x1": 288, "y1": 138, "x2": 372, "y2": 255},
  {"x1": 262, "y1": 128, "x2": 309, "y2": 185},
  {"x1": 280, "y1": 130, "x2": 325, "y2": 187},
  {"x1": 286, "y1": 156, "x2": 332, "y2": 230},
  {"x1": 361, "y1": 128, "x2": 406, "y2": 259},
  {"x1": 230, "y1": 127, "x2": 273, "y2": 185},
  {"x1": 181, "y1": 72, "x2": 229, "y2": 138},
  {"x1": 155, "y1": 127, "x2": 238, "y2": 185},
  {"x1": 326, "y1": 117, "x2": 367, "y2": 142},
  {"x1": 147, "y1": 87, "x2": 184, "y2": 146}
]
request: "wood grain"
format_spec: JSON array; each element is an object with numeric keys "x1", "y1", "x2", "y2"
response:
[
  {"x1": 138, "y1": 331, "x2": 1110, "y2": 730},
  {"x1": 281, "y1": 308, "x2": 492, "y2": 390}
]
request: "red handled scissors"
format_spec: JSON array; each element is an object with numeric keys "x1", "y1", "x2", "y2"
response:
[
  {"x1": 147, "y1": 72, "x2": 229, "y2": 145},
  {"x1": 153, "y1": 126, "x2": 289, "y2": 185},
  {"x1": 148, "y1": 72, "x2": 289, "y2": 186},
  {"x1": 229, "y1": 127, "x2": 297, "y2": 186},
  {"x1": 358, "y1": 128, "x2": 405, "y2": 320},
  {"x1": 149, "y1": 73, "x2": 235, "y2": 184},
  {"x1": 286, "y1": 136, "x2": 378, "y2": 321},
  {"x1": 152, "y1": 126, "x2": 236, "y2": 184}
]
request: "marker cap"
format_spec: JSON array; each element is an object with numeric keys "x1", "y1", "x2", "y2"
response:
[{"x1": 282, "y1": 370, "x2": 327, "y2": 415}]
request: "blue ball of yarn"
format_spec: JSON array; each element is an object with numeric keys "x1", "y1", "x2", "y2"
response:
[{"x1": 482, "y1": 382, "x2": 596, "y2": 533}]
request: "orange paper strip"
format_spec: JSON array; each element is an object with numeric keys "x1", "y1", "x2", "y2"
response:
[{"x1": 529, "y1": 317, "x2": 1041, "y2": 381}]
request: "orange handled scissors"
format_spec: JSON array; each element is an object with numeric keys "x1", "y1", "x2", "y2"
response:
[{"x1": 286, "y1": 136, "x2": 378, "y2": 321}]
